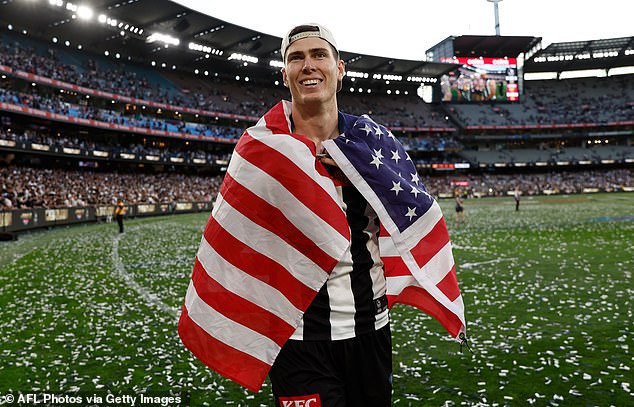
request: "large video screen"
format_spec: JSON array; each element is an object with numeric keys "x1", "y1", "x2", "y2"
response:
[{"x1": 440, "y1": 57, "x2": 519, "y2": 103}]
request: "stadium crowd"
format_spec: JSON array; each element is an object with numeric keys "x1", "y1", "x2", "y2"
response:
[
  {"x1": 0, "y1": 125, "x2": 232, "y2": 164},
  {"x1": 449, "y1": 76, "x2": 634, "y2": 127},
  {"x1": 3, "y1": 33, "x2": 631, "y2": 133},
  {"x1": 1, "y1": 165, "x2": 631, "y2": 210},
  {"x1": 0, "y1": 34, "x2": 632, "y2": 213},
  {"x1": 0, "y1": 165, "x2": 221, "y2": 209},
  {"x1": 1, "y1": 36, "x2": 457, "y2": 129}
]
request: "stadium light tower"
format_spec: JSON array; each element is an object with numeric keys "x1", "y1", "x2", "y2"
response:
[{"x1": 486, "y1": 0, "x2": 503, "y2": 36}]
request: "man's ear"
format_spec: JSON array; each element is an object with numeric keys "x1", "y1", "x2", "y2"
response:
[
  {"x1": 338, "y1": 59, "x2": 345, "y2": 82},
  {"x1": 282, "y1": 68, "x2": 289, "y2": 87}
]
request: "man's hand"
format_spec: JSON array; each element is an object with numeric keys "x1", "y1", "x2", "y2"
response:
[{"x1": 317, "y1": 153, "x2": 338, "y2": 167}]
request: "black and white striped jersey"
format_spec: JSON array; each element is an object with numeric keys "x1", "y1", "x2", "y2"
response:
[{"x1": 290, "y1": 181, "x2": 389, "y2": 341}]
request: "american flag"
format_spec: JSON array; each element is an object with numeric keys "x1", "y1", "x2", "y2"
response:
[
  {"x1": 178, "y1": 101, "x2": 466, "y2": 392},
  {"x1": 323, "y1": 116, "x2": 466, "y2": 339}
]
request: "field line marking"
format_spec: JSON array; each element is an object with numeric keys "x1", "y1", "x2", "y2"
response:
[
  {"x1": 459, "y1": 258, "x2": 516, "y2": 269},
  {"x1": 111, "y1": 233, "x2": 180, "y2": 320}
]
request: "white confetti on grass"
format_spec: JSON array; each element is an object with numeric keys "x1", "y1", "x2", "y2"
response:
[
  {"x1": 0, "y1": 197, "x2": 632, "y2": 405},
  {"x1": 111, "y1": 231, "x2": 179, "y2": 319}
]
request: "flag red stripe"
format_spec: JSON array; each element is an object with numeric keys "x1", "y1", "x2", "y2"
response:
[
  {"x1": 387, "y1": 285, "x2": 463, "y2": 337},
  {"x1": 203, "y1": 217, "x2": 320, "y2": 312},
  {"x1": 436, "y1": 265, "x2": 461, "y2": 302},
  {"x1": 382, "y1": 256, "x2": 410, "y2": 277},
  {"x1": 235, "y1": 133, "x2": 350, "y2": 239},
  {"x1": 178, "y1": 306, "x2": 269, "y2": 392},
  {"x1": 262, "y1": 101, "x2": 292, "y2": 135},
  {"x1": 409, "y1": 218, "x2": 450, "y2": 269},
  {"x1": 260, "y1": 104, "x2": 332, "y2": 179},
  {"x1": 220, "y1": 173, "x2": 339, "y2": 273},
  {"x1": 191, "y1": 258, "x2": 295, "y2": 346}
]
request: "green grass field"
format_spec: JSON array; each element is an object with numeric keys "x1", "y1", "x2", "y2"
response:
[{"x1": 0, "y1": 193, "x2": 632, "y2": 406}]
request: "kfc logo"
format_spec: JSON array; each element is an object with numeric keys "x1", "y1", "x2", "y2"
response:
[{"x1": 279, "y1": 394, "x2": 321, "y2": 407}]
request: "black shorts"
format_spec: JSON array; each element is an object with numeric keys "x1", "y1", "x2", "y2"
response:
[
  {"x1": 269, "y1": 324, "x2": 392, "y2": 407},
  {"x1": 455, "y1": 205, "x2": 463, "y2": 213}
]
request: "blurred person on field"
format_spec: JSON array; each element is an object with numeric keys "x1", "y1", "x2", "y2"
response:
[
  {"x1": 454, "y1": 192, "x2": 465, "y2": 223},
  {"x1": 514, "y1": 187, "x2": 521, "y2": 211},
  {"x1": 114, "y1": 199, "x2": 126, "y2": 233}
]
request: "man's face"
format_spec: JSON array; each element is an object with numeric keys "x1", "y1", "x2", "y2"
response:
[{"x1": 282, "y1": 37, "x2": 344, "y2": 106}]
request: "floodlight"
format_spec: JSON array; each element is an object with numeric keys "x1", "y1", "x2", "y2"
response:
[
  {"x1": 524, "y1": 72, "x2": 558, "y2": 81},
  {"x1": 608, "y1": 66, "x2": 634, "y2": 76},
  {"x1": 560, "y1": 69, "x2": 607, "y2": 79},
  {"x1": 76, "y1": 5, "x2": 93, "y2": 20},
  {"x1": 147, "y1": 33, "x2": 180, "y2": 47}
]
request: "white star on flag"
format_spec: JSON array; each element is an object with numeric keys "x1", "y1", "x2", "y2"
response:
[
  {"x1": 391, "y1": 149, "x2": 401, "y2": 163},
  {"x1": 374, "y1": 125, "x2": 384, "y2": 139},
  {"x1": 370, "y1": 154, "x2": 383, "y2": 169},
  {"x1": 410, "y1": 172, "x2": 420, "y2": 185},
  {"x1": 373, "y1": 148, "x2": 384, "y2": 159},
  {"x1": 405, "y1": 206, "x2": 417, "y2": 220},
  {"x1": 390, "y1": 181, "x2": 403, "y2": 196},
  {"x1": 361, "y1": 123, "x2": 373, "y2": 136}
]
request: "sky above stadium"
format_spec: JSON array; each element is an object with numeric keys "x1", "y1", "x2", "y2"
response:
[{"x1": 173, "y1": 0, "x2": 632, "y2": 60}]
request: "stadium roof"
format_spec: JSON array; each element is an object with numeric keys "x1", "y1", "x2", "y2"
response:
[
  {"x1": 0, "y1": 0, "x2": 458, "y2": 87},
  {"x1": 451, "y1": 35, "x2": 542, "y2": 58},
  {"x1": 524, "y1": 37, "x2": 634, "y2": 73}
]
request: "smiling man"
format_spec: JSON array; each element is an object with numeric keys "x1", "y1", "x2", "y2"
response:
[
  {"x1": 267, "y1": 23, "x2": 393, "y2": 407},
  {"x1": 179, "y1": 22, "x2": 466, "y2": 407}
]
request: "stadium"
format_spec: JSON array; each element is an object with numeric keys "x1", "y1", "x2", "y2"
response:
[{"x1": 0, "y1": 0, "x2": 632, "y2": 406}]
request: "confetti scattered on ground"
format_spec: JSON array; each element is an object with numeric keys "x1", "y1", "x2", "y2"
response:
[{"x1": 0, "y1": 193, "x2": 631, "y2": 406}]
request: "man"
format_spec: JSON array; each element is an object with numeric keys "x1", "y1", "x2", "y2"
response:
[
  {"x1": 267, "y1": 24, "x2": 391, "y2": 406},
  {"x1": 454, "y1": 192, "x2": 465, "y2": 223},
  {"x1": 178, "y1": 23, "x2": 466, "y2": 407},
  {"x1": 514, "y1": 187, "x2": 521, "y2": 211},
  {"x1": 114, "y1": 199, "x2": 125, "y2": 233}
]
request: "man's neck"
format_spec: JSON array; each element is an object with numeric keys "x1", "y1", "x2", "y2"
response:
[{"x1": 291, "y1": 100, "x2": 340, "y2": 143}]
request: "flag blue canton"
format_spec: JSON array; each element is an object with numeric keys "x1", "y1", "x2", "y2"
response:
[{"x1": 334, "y1": 115, "x2": 435, "y2": 233}]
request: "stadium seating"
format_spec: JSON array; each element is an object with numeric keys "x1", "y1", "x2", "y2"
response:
[{"x1": 0, "y1": 31, "x2": 632, "y2": 213}]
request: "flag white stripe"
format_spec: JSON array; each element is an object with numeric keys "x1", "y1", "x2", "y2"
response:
[
  {"x1": 228, "y1": 150, "x2": 349, "y2": 257},
  {"x1": 386, "y1": 275, "x2": 463, "y2": 308},
  {"x1": 247, "y1": 121, "x2": 343, "y2": 208},
  {"x1": 420, "y1": 241, "x2": 456, "y2": 285},
  {"x1": 385, "y1": 275, "x2": 417, "y2": 296},
  {"x1": 212, "y1": 194, "x2": 328, "y2": 291},
  {"x1": 184, "y1": 281, "x2": 280, "y2": 365},
  {"x1": 399, "y1": 201, "x2": 444, "y2": 249},
  {"x1": 196, "y1": 237, "x2": 303, "y2": 325},
  {"x1": 378, "y1": 236, "x2": 397, "y2": 257},
  {"x1": 400, "y1": 247, "x2": 466, "y2": 326},
  {"x1": 383, "y1": 243, "x2": 457, "y2": 294}
]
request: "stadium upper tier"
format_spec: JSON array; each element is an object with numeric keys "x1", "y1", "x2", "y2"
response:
[
  {"x1": 0, "y1": 33, "x2": 456, "y2": 133},
  {"x1": 2, "y1": 32, "x2": 630, "y2": 134},
  {"x1": 0, "y1": 31, "x2": 632, "y2": 176},
  {"x1": 449, "y1": 76, "x2": 634, "y2": 128}
]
